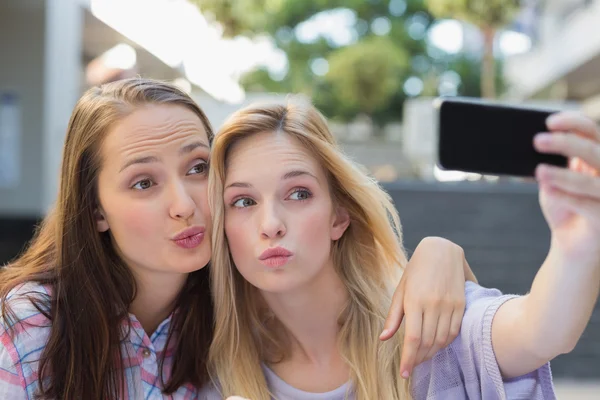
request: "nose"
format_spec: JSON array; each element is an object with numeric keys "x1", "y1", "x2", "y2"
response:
[
  {"x1": 259, "y1": 202, "x2": 286, "y2": 239},
  {"x1": 169, "y1": 180, "x2": 196, "y2": 221}
]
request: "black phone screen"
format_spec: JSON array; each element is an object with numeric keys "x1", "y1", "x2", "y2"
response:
[{"x1": 437, "y1": 98, "x2": 568, "y2": 177}]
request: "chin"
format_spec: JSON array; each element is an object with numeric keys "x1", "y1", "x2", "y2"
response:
[
  {"x1": 173, "y1": 244, "x2": 211, "y2": 271},
  {"x1": 169, "y1": 263, "x2": 205, "y2": 274},
  {"x1": 172, "y1": 255, "x2": 210, "y2": 274},
  {"x1": 249, "y1": 274, "x2": 307, "y2": 294}
]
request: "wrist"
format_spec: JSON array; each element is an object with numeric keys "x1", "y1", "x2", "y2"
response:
[{"x1": 548, "y1": 236, "x2": 600, "y2": 268}]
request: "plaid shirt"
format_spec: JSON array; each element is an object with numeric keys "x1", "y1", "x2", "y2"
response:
[{"x1": 0, "y1": 282, "x2": 203, "y2": 399}]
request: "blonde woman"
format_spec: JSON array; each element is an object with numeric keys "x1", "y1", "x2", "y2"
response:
[{"x1": 205, "y1": 101, "x2": 600, "y2": 399}]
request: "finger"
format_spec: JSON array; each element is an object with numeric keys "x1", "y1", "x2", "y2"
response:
[
  {"x1": 579, "y1": 159, "x2": 600, "y2": 176},
  {"x1": 534, "y1": 133, "x2": 600, "y2": 170},
  {"x1": 423, "y1": 309, "x2": 451, "y2": 363},
  {"x1": 420, "y1": 307, "x2": 463, "y2": 363},
  {"x1": 569, "y1": 157, "x2": 599, "y2": 177},
  {"x1": 536, "y1": 164, "x2": 600, "y2": 200},
  {"x1": 448, "y1": 306, "x2": 463, "y2": 346},
  {"x1": 414, "y1": 309, "x2": 441, "y2": 367},
  {"x1": 547, "y1": 112, "x2": 600, "y2": 141},
  {"x1": 381, "y1": 282, "x2": 405, "y2": 340},
  {"x1": 399, "y1": 310, "x2": 423, "y2": 379}
]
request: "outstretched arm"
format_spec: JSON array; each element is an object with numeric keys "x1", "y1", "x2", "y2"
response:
[{"x1": 492, "y1": 112, "x2": 600, "y2": 378}]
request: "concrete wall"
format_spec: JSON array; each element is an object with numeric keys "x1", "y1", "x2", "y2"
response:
[{"x1": 0, "y1": 1, "x2": 46, "y2": 216}]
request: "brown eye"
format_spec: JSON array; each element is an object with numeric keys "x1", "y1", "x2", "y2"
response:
[
  {"x1": 188, "y1": 161, "x2": 208, "y2": 175},
  {"x1": 132, "y1": 179, "x2": 154, "y2": 190}
]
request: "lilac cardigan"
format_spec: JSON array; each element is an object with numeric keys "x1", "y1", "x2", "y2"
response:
[{"x1": 200, "y1": 282, "x2": 556, "y2": 399}]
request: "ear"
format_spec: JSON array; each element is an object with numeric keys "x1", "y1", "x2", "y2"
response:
[
  {"x1": 95, "y1": 207, "x2": 109, "y2": 232},
  {"x1": 330, "y1": 206, "x2": 350, "y2": 241}
]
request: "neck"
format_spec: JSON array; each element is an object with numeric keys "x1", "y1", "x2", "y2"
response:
[
  {"x1": 129, "y1": 270, "x2": 188, "y2": 335},
  {"x1": 262, "y1": 261, "x2": 348, "y2": 364}
]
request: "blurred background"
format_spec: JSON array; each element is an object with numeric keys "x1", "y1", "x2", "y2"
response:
[{"x1": 1, "y1": 0, "x2": 599, "y2": 396}]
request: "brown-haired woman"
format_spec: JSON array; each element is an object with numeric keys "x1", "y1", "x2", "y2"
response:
[{"x1": 0, "y1": 78, "x2": 215, "y2": 399}]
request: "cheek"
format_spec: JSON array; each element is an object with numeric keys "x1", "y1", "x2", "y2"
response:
[
  {"x1": 224, "y1": 212, "x2": 258, "y2": 278},
  {"x1": 224, "y1": 215, "x2": 247, "y2": 257},
  {"x1": 296, "y1": 204, "x2": 333, "y2": 245},
  {"x1": 97, "y1": 176, "x2": 160, "y2": 241},
  {"x1": 107, "y1": 198, "x2": 162, "y2": 244},
  {"x1": 193, "y1": 182, "x2": 211, "y2": 225}
]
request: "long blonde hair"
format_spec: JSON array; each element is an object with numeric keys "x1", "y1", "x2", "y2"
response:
[{"x1": 208, "y1": 99, "x2": 410, "y2": 399}]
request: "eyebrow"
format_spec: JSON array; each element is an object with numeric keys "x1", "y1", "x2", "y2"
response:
[
  {"x1": 225, "y1": 169, "x2": 317, "y2": 190},
  {"x1": 119, "y1": 141, "x2": 209, "y2": 172},
  {"x1": 283, "y1": 170, "x2": 317, "y2": 181},
  {"x1": 179, "y1": 141, "x2": 209, "y2": 155},
  {"x1": 119, "y1": 156, "x2": 159, "y2": 172}
]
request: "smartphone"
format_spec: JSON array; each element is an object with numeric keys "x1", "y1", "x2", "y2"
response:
[{"x1": 434, "y1": 97, "x2": 568, "y2": 177}]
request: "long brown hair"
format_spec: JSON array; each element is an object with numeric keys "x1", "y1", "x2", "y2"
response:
[{"x1": 0, "y1": 78, "x2": 214, "y2": 399}]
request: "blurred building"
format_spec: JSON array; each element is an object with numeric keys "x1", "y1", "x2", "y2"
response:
[
  {"x1": 0, "y1": 0, "x2": 191, "y2": 219},
  {"x1": 505, "y1": 0, "x2": 600, "y2": 119},
  {"x1": 0, "y1": 0, "x2": 409, "y2": 222},
  {"x1": 0, "y1": 0, "x2": 256, "y2": 221}
]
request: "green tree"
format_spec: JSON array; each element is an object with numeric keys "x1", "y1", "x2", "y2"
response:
[
  {"x1": 325, "y1": 37, "x2": 409, "y2": 117},
  {"x1": 193, "y1": 0, "x2": 496, "y2": 123},
  {"x1": 425, "y1": 0, "x2": 520, "y2": 98},
  {"x1": 191, "y1": 0, "x2": 281, "y2": 37}
]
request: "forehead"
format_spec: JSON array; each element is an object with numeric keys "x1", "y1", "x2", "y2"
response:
[
  {"x1": 226, "y1": 131, "x2": 320, "y2": 175},
  {"x1": 102, "y1": 104, "x2": 209, "y2": 156}
]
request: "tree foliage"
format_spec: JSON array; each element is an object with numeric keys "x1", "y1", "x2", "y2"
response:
[{"x1": 193, "y1": 0, "x2": 502, "y2": 121}]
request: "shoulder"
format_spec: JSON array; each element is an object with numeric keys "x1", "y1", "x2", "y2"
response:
[
  {"x1": 1, "y1": 281, "x2": 52, "y2": 365},
  {"x1": 411, "y1": 283, "x2": 555, "y2": 399},
  {"x1": 0, "y1": 282, "x2": 52, "y2": 397},
  {"x1": 457, "y1": 282, "x2": 520, "y2": 356},
  {"x1": 463, "y1": 281, "x2": 517, "y2": 320},
  {"x1": 411, "y1": 283, "x2": 511, "y2": 389},
  {"x1": 1, "y1": 281, "x2": 52, "y2": 331},
  {"x1": 464, "y1": 281, "x2": 506, "y2": 305}
]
